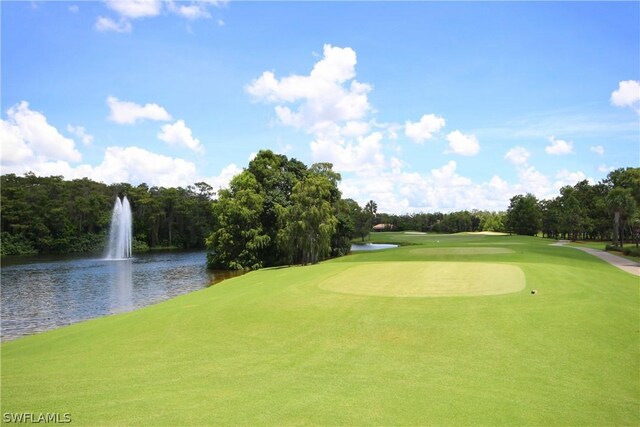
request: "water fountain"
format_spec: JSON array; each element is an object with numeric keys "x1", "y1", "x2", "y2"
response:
[{"x1": 105, "y1": 196, "x2": 132, "y2": 259}]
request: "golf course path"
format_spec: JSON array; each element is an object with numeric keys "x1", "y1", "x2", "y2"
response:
[{"x1": 552, "y1": 241, "x2": 640, "y2": 277}]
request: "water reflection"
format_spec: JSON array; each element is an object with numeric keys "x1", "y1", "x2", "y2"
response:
[
  {"x1": 1, "y1": 252, "x2": 241, "y2": 341},
  {"x1": 109, "y1": 259, "x2": 133, "y2": 313}
]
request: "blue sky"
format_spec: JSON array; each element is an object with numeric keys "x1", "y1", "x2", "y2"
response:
[{"x1": 2, "y1": 1, "x2": 639, "y2": 213}]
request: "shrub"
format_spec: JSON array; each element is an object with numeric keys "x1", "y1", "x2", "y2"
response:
[
  {"x1": 0, "y1": 232, "x2": 38, "y2": 256},
  {"x1": 622, "y1": 247, "x2": 640, "y2": 257}
]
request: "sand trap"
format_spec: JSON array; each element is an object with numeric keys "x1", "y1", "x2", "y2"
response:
[
  {"x1": 319, "y1": 262, "x2": 525, "y2": 297},
  {"x1": 411, "y1": 247, "x2": 515, "y2": 255}
]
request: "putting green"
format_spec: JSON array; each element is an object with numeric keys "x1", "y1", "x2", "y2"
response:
[
  {"x1": 411, "y1": 247, "x2": 515, "y2": 255},
  {"x1": 320, "y1": 261, "x2": 525, "y2": 297}
]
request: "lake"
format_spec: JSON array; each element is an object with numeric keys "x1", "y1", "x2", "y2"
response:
[{"x1": 0, "y1": 251, "x2": 240, "y2": 342}]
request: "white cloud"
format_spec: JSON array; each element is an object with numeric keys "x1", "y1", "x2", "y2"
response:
[
  {"x1": 68, "y1": 5, "x2": 79, "y2": 13},
  {"x1": 404, "y1": 114, "x2": 446, "y2": 144},
  {"x1": 1, "y1": 139, "x2": 241, "y2": 192},
  {"x1": 1, "y1": 101, "x2": 82, "y2": 165},
  {"x1": 598, "y1": 164, "x2": 616, "y2": 174},
  {"x1": 95, "y1": 16, "x2": 132, "y2": 33},
  {"x1": 445, "y1": 130, "x2": 479, "y2": 156},
  {"x1": 310, "y1": 132, "x2": 385, "y2": 173},
  {"x1": 554, "y1": 169, "x2": 589, "y2": 190},
  {"x1": 516, "y1": 165, "x2": 551, "y2": 199},
  {"x1": 610, "y1": 80, "x2": 640, "y2": 112},
  {"x1": 67, "y1": 125, "x2": 94, "y2": 146},
  {"x1": 167, "y1": 1, "x2": 211, "y2": 20},
  {"x1": 246, "y1": 44, "x2": 371, "y2": 130},
  {"x1": 92, "y1": 146, "x2": 197, "y2": 186},
  {"x1": 590, "y1": 145, "x2": 604, "y2": 156},
  {"x1": 339, "y1": 160, "x2": 514, "y2": 214},
  {"x1": 100, "y1": 0, "x2": 227, "y2": 32},
  {"x1": 107, "y1": 96, "x2": 172, "y2": 124},
  {"x1": 0, "y1": 119, "x2": 34, "y2": 164},
  {"x1": 2, "y1": 145, "x2": 199, "y2": 188},
  {"x1": 204, "y1": 163, "x2": 242, "y2": 193},
  {"x1": 545, "y1": 136, "x2": 573, "y2": 155},
  {"x1": 504, "y1": 146, "x2": 530, "y2": 165},
  {"x1": 157, "y1": 120, "x2": 204, "y2": 153},
  {"x1": 105, "y1": 0, "x2": 162, "y2": 19}
]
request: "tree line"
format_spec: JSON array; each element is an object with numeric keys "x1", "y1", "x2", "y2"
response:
[
  {"x1": 373, "y1": 210, "x2": 507, "y2": 234},
  {"x1": 504, "y1": 167, "x2": 640, "y2": 247},
  {"x1": 0, "y1": 173, "x2": 215, "y2": 256},
  {"x1": 2, "y1": 161, "x2": 637, "y2": 263}
]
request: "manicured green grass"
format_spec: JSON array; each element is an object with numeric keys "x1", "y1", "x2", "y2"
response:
[
  {"x1": 319, "y1": 261, "x2": 525, "y2": 297},
  {"x1": 2, "y1": 234, "x2": 639, "y2": 425}
]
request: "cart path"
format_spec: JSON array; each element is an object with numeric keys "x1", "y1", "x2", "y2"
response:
[{"x1": 551, "y1": 240, "x2": 640, "y2": 277}]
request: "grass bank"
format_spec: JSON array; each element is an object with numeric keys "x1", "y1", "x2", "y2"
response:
[{"x1": 2, "y1": 234, "x2": 638, "y2": 425}]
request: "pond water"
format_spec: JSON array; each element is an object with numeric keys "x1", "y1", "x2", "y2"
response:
[
  {"x1": 0, "y1": 251, "x2": 241, "y2": 342},
  {"x1": 351, "y1": 243, "x2": 399, "y2": 251}
]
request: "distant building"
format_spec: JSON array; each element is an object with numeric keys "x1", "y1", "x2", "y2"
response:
[{"x1": 373, "y1": 223, "x2": 395, "y2": 232}]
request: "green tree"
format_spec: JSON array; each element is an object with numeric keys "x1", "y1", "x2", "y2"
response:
[
  {"x1": 278, "y1": 173, "x2": 338, "y2": 265},
  {"x1": 332, "y1": 198, "x2": 360, "y2": 256},
  {"x1": 206, "y1": 172, "x2": 270, "y2": 270},
  {"x1": 558, "y1": 186, "x2": 586, "y2": 241},
  {"x1": 606, "y1": 187, "x2": 637, "y2": 247},
  {"x1": 505, "y1": 193, "x2": 542, "y2": 236},
  {"x1": 355, "y1": 200, "x2": 377, "y2": 241}
]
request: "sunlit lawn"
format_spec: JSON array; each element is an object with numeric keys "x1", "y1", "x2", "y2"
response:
[{"x1": 2, "y1": 233, "x2": 638, "y2": 425}]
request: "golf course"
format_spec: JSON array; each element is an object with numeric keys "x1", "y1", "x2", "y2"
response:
[{"x1": 1, "y1": 233, "x2": 638, "y2": 425}]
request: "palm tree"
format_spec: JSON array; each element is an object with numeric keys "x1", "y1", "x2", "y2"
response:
[{"x1": 606, "y1": 188, "x2": 637, "y2": 248}]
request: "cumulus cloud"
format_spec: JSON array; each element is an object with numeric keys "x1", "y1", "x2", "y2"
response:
[
  {"x1": 107, "y1": 96, "x2": 172, "y2": 124},
  {"x1": 310, "y1": 131, "x2": 385, "y2": 173},
  {"x1": 598, "y1": 164, "x2": 616, "y2": 174},
  {"x1": 2, "y1": 143, "x2": 222, "y2": 190},
  {"x1": 545, "y1": 136, "x2": 573, "y2": 155},
  {"x1": 167, "y1": 1, "x2": 211, "y2": 20},
  {"x1": 105, "y1": 0, "x2": 162, "y2": 19},
  {"x1": 504, "y1": 146, "x2": 530, "y2": 165},
  {"x1": 1, "y1": 101, "x2": 82, "y2": 165},
  {"x1": 246, "y1": 44, "x2": 371, "y2": 130},
  {"x1": 554, "y1": 169, "x2": 589, "y2": 189},
  {"x1": 516, "y1": 165, "x2": 552, "y2": 199},
  {"x1": 0, "y1": 119, "x2": 34, "y2": 164},
  {"x1": 445, "y1": 130, "x2": 479, "y2": 156},
  {"x1": 590, "y1": 145, "x2": 604, "y2": 156},
  {"x1": 67, "y1": 124, "x2": 94, "y2": 146},
  {"x1": 404, "y1": 114, "x2": 446, "y2": 144},
  {"x1": 91, "y1": 146, "x2": 197, "y2": 186},
  {"x1": 610, "y1": 80, "x2": 640, "y2": 113},
  {"x1": 157, "y1": 120, "x2": 204, "y2": 153},
  {"x1": 95, "y1": 16, "x2": 132, "y2": 33},
  {"x1": 0, "y1": 101, "x2": 239, "y2": 191},
  {"x1": 98, "y1": 0, "x2": 225, "y2": 33},
  {"x1": 339, "y1": 160, "x2": 515, "y2": 214},
  {"x1": 204, "y1": 163, "x2": 242, "y2": 193}
]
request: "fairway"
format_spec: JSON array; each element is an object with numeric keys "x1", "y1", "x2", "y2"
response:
[
  {"x1": 2, "y1": 234, "x2": 638, "y2": 425},
  {"x1": 319, "y1": 261, "x2": 525, "y2": 297},
  {"x1": 411, "y1": 247, "x2": 515, "y2": 255}
]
